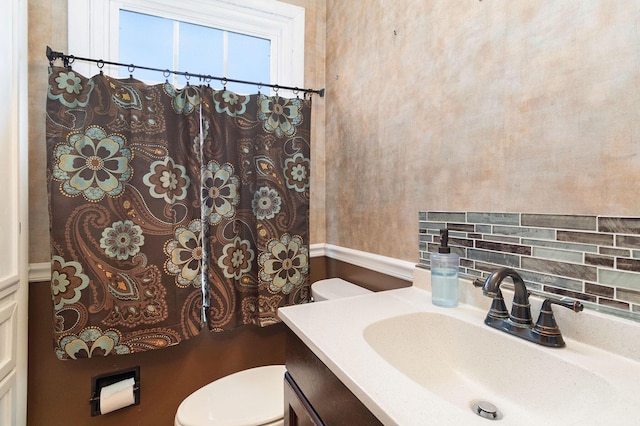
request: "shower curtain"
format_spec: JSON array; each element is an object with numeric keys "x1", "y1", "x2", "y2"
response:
[{"x1": 46, "y1": 67, "x2": 311, "y2": 359}]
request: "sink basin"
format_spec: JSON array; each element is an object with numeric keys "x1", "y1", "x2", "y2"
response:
[{"x1": 364, "y1": 311, "x2": 639, "y2": 424}]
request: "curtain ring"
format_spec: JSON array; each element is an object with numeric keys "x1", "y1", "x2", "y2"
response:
[
  {"x1": 221, "y1": 77, "x2": 227, "y2": 90},
  {"x1": 163, "y1": 69, "x2": 171, "y2": 83},
  {"x1": 257, "y1": 82, "x2": 262, "y2": 95},
  {"x1": 293, "y1": 87, "x2": 300, "y2": 98},
  {"x1": 185, "y1": 72, "x2": 190, "y2": 86},
  {"x1": 128, "y1": 64, "x2": 135, "y2": 78},
  {"x1": 65, "y1": 55, "x2": 75, "y2": 71},
  {"x1": 96, "y1": 59, "x2": 104, "y2": 74}
]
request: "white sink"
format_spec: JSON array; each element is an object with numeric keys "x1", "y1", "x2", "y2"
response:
[
  {"x1": 364, "y1": 310, "x2": 640, "y2": 424},
  {"x1": 279, "y1": 273, "x2": 640, "y2": 425}
]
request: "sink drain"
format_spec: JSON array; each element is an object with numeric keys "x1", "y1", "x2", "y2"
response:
[{"x1": 471, "y1": 400, "x2": 502, "y2": 420}]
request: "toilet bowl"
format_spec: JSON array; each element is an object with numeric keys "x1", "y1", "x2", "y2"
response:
[{"x1": 175, "y1": 278, "x2": 371, "y2": 426}]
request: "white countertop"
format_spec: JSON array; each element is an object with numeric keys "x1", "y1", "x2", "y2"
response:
[
  {"x1": 280, "y1": 285, "x2": 495, "y2": 425},
  {"x1": 278, "y1": 269, "x2": 640, "y2": 425}
]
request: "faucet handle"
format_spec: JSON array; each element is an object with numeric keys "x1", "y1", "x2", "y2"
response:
[
  {"x1": 486, "y1": 288, "x2": 510, "y2": 320},
  {"x1": 472, "y1": 277, "x2": 486, "y2": 288},
  {"x1": 534, "y1": 298, "x2": 584, "y2": 347}
]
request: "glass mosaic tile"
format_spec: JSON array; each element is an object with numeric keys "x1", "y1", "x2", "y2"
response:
[{"x1": 419, "y1": 211, "x2": 640, "y2": 322}]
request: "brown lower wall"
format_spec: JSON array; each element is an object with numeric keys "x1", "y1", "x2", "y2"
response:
[
  {"x1": 27, "y1": 256, "x2": 408, "y2": 425},
  {"x1": 27, "y1": 284, "x2": 289, "y2": 426},
  {"x1": 324, "y1": 258, "x2": 412, "y2": 293}
]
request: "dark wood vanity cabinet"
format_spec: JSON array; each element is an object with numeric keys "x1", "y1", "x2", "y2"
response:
[
  {"x1": 284, "y1": 372, "x2": 324, "y2": 425},
  {"x1": 284, "y1": 329, "x2": 384, "y2": 426}
]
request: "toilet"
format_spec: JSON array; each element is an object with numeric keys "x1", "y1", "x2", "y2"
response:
[
  {"x1": 174, "y1": 278, "x2": 371, "y2": 426},
  {"x1": 309, "y1": 277, "x2": 373, "y2": 301}
]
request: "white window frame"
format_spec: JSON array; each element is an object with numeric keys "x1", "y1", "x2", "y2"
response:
[{"x1": 67, "y1": 0, "x2": 305, "y2": 95}]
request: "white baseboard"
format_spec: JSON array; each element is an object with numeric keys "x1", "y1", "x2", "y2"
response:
[{"x1": 30, "y1": 244, "x2": 415, "y2": 283}]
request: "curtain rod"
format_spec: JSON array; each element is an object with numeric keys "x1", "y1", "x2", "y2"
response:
[{"x1": 46, "y1": 46, "x2": 325, "y2": 98}]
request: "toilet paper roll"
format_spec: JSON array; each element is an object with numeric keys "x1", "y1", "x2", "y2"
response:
[{"x1": 99, "y1": 377, "x2": 136, "y2": 414}]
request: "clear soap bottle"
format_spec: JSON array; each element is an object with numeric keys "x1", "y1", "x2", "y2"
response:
[{"x1": 430, "y1": 228, "x2": 459, "y2": 307}]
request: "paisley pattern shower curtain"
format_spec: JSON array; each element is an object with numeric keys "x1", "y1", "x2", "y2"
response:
[
  {"x1": 46, "y1": 67, "x2": 311, "y2": 359},
  {"x1": 199, "y1": 86, "x2": 311, "y2": 330}
]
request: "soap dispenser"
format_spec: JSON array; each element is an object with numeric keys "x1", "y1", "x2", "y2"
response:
[{"x1": 430, "y1": 228, "x2": 459, "y2": 307}]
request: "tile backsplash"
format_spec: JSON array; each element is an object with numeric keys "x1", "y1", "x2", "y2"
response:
[{"x1": 419, "y1": 212, "x2": 640, "y2": 321}]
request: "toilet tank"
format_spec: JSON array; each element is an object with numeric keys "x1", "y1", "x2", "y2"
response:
[{"x1": 311, "y1": 278, "x2": 372, "y2": 301}]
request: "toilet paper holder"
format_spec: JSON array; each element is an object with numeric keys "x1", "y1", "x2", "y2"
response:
[{"x1": 89, "y1": 366, "x2": 140, "y2": 416}]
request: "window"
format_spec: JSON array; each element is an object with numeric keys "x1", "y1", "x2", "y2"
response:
[
  {"x1": 118, "y1": 10, "x2": 271, "y2": 92},
  {"x1": 67, "y1": 0, "x2": 304, "y2": 95}
]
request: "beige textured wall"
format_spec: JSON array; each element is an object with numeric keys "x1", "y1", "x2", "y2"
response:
[
  {"x1": 325, "y1": 1, "x2": 640, "y2": 262},
  {"x1": 28, "y1": 0, "x2": 67, "y2": 263},
  {"x1": 292, "y1": 0, "x2": 327, "y2": 247},
  {"x1": 29, "y1": 1, "x2": 640, "y2": 266},
  {"x1": 27, "y1": 0, "x2": 326, "y2": 263}
]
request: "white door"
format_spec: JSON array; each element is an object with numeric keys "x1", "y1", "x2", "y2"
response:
[{"x1": 0, "y1": 0, "x2": 29, "y2": 424}]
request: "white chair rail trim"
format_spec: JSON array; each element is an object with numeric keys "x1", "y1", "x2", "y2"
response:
[
  {"x1": 30, "y1": 244, "x2": 414, "y2": 283},
  {"x1": 29, "y1": 263, "x2": 51, "y2": 283},
  {"x1": 310, "y1": 243, "x2": 414, "y2": 282}
]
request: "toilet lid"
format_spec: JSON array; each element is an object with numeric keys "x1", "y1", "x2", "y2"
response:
[{"x1": 176, "y1": 365, "x2": 286, "y2": 426}]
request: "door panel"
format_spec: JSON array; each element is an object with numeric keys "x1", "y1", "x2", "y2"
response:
[{"x1": 1, "y1": 0, "x2": 28, "y2": 424}]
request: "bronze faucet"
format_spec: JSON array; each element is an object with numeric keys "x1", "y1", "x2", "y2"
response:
[{"x1": 473, "y1": 268, "x2": 583, "y2": 348}]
